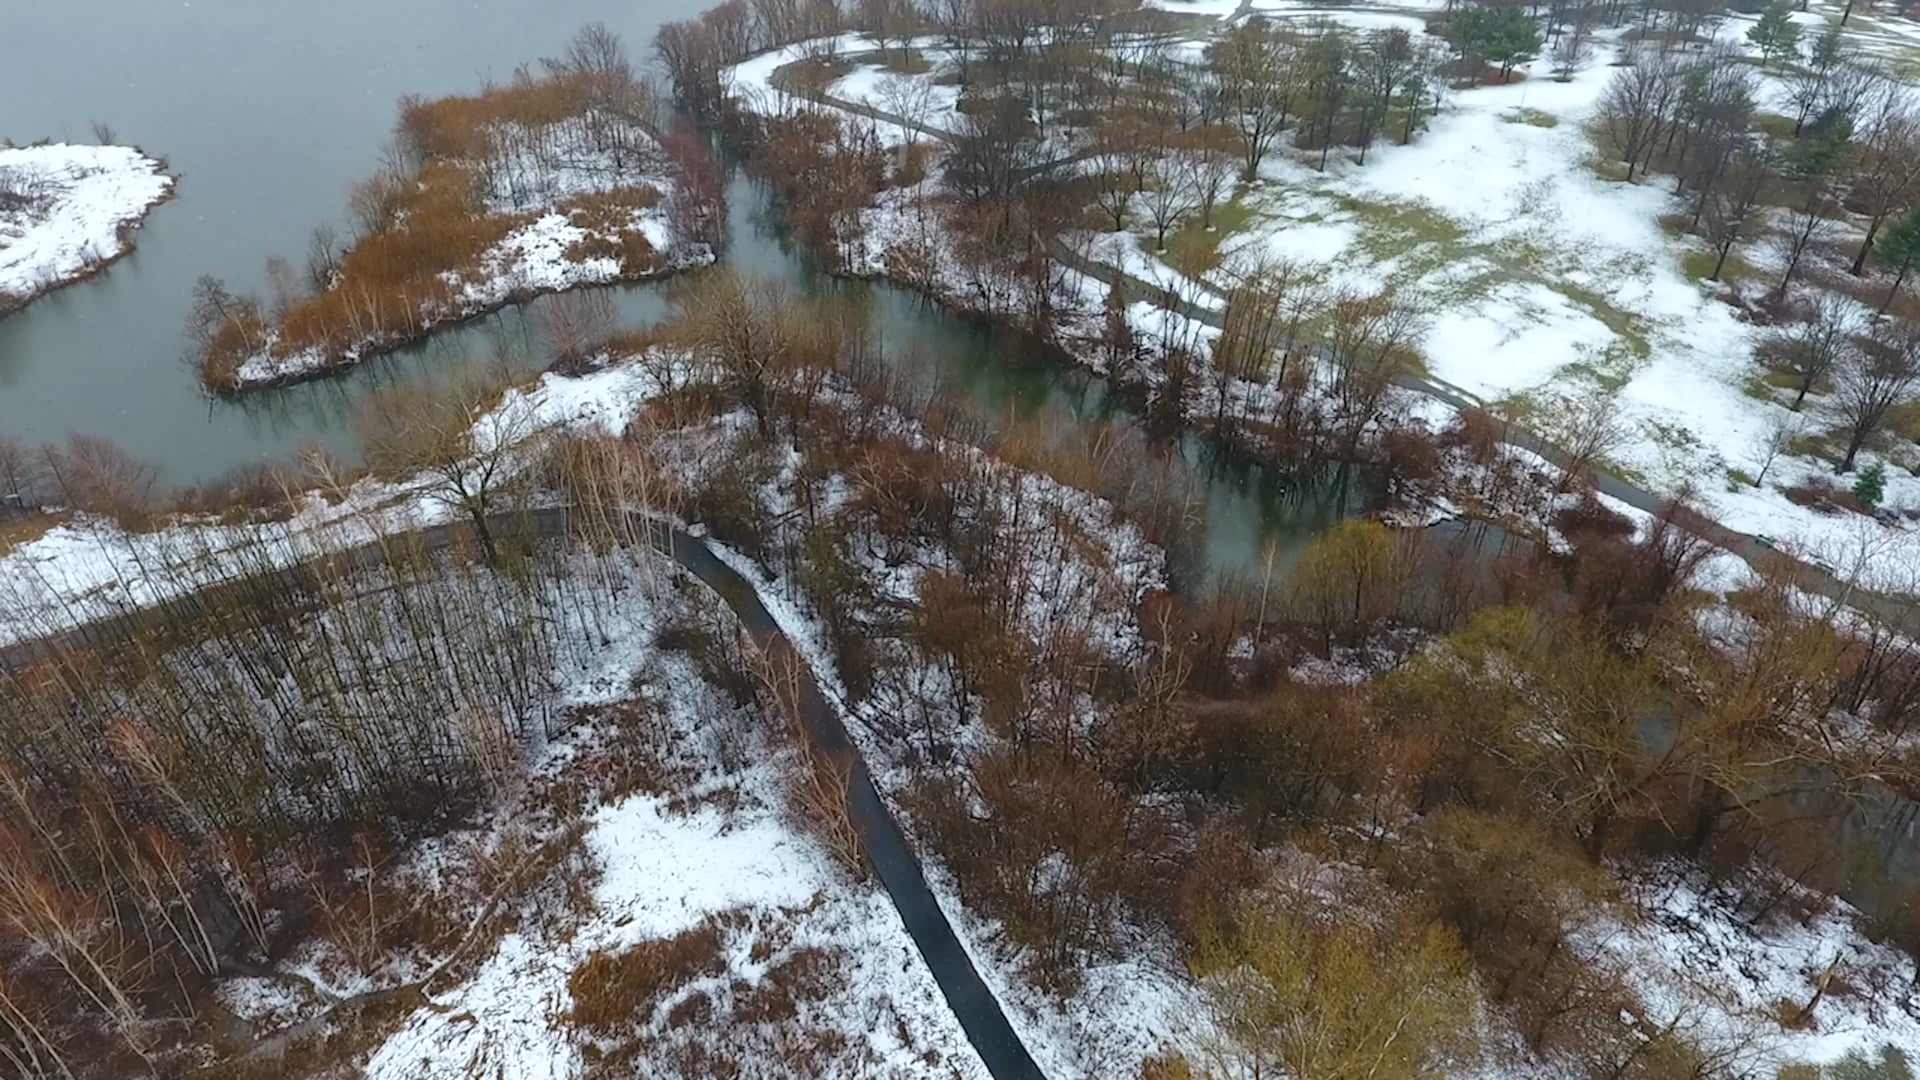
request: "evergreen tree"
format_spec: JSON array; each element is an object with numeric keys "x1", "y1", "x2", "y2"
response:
[
  {"x1": 1747, "y1": 4, "x2": 1802, "y2": 68},
  {"x1": 1876, "y1": 204, "x2": 1920, "y2": 315},
  {"x1": 1485, "y1": 11, "x2": 1542, "y2": 82},
  {"x1": 1853, "y1": 460, "x2": 1887, "y2": 507},
  {"x1": 1449, "y1": 7, "x2": 1540, "y2": 82}
]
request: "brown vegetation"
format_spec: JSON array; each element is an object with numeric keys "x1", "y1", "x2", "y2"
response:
[{"x1": 194, "y1": 25, "x2": 721, "y2": 393}]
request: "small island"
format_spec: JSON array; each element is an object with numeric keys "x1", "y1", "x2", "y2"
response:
[
  {"x1": 194, "y1": 25, "x2": 725, "y2": 393},
  {"x1": 0, "y1": 142, "x2": 175, "y2": 318}
]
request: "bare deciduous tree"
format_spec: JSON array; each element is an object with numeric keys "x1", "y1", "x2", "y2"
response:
[
  {"x1": 1834, "y1": 323, "x2": 1920, "y2": 473},
  {"x1": 356, "y1": 371, "x2": 543, "y2": 559}
]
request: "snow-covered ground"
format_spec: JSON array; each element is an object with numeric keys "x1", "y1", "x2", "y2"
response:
[
  {"x1": 1189, "y1": 12, "x2": 1920, "y2": 589},
  {"x1": 731, "y1": 6, "x2": 1920, "y2": 594},
  {"x1": 361, "y1": 614, "x2": 990, "y2": 1080},
  {"x1": 0, "y1": 142, "x2": 172, "y2": 313},
  {"x1": 1586, "y1": 861, "x2": 1920, "y2": 1073},
  {"x1": 0, "y1": 361, "x2": 664, "y2": 649}
]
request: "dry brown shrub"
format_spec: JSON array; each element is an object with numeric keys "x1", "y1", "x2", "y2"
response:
[
  {"x1": 730, "y1": 945, "x2": 838, "y2": 1026},
  {"x1": 39, "y1": 435, "x2": 161, "y2": 529},
  {"x1": 565, "y1": 919, "x2": 727, "y2": 1034},
  {"x1": 560, "y1": 186, "x2": 663, "y2": 276},
  {"x1": 399, "y1": 72, "x2": 603, "y2": 163},
  {"x1": 200, "y1": 302, "x2": 272, "y2": 390},
  {"x1": 1784, "y1": 475, "x2": 1867, "y2": 516},
  {"x1": 1173, "y1": 821, "x2": 1261, "y2": 950},
  {"x1": 204, "y1": 63, "x2": 669, "y2": 389}
]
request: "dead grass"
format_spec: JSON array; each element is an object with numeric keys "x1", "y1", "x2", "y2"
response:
[
  {"x1": 559, "y1": 185, "x2": 663, "y2": 275},
  {"x1": 566, "y1": 919, "x2": 728, "y2": 1034},
  {"x1": 201, "y1": 70, "x2": 667, "y2": 392},
  {"x1": 0, "y1": 510, "x2": 65, "y2": 556}
]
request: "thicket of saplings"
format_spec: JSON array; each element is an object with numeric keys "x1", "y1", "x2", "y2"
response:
[
  {"x1": 0, "y1": 399, "x2": 696, "y2": 1075},
  {"x1": 189, "y1": 24, "x2": 728, "y2": 392},
  {"x1": 633, "y1": 271, "x2": 1920, "y2": 1076}
]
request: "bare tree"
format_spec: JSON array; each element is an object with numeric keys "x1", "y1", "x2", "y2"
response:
[
  {"x1": 1549, "y1": 14, "x2": 1592, "y2": 82},
  {"x1": 539, "y1": 289, "x2": 619, "y2": 374},
  {"x1": 672, "y1": 271, "x2": 807, "y2": 438},
  {"x1": 1764, "y1": 294, "x2": 1857, "y2": 409},
  {"x1": 1142, "y1": 153, "x2": 1202, "y2": 252},
  {"x1": 1541, "y1": 392, "x2": 1629, "y2": 493},
  {"x1": 1847, "y1": 100, "x2": 1920, "y2": 275},
  {"x1": 356, "y1": 371, "x2": 543, "y2": 559},
  {"x1": 0, "y1": 436, "x2": 43, "y2": 512},
  {"x1": 1771, "y1": 130, "x2": 1853, "y2": 301},
  {"x1": 1210, "y1": 18, "x2": 1298, "y2": 180},
  {"x1": 1596, "y1": 49, "x2": 1679, "y2": 183},
  {"x1": 38, "y1": 436, "x2": 160, "y2": 528},
  {"x1": 1699, "y1": 139, "x2": 1777, "y2": 280},
  {"x1": 304, "y1": 222, "x2": 342, "y2": 292},
  {"x1": 1752, "y1": 407, "x2": 1804, "y2": 487},
  {"x1": 1833, "y1": 323, "x2": 1920, "y2": 473},
  {"x1": 877, "y1": 70, "x2": 941, "y2": 150}
]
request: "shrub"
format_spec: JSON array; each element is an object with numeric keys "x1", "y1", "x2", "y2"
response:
[
  {"x1": 1853, "y1": 461, "x2": 1888, "y2": 509},
  {"x1": 565, "y1": 920, "x2": 726, "y2": 1034}
]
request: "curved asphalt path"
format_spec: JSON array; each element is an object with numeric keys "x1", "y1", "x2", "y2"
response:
[{"x1": 0, "y1": 510, "x2": 1045, "y2": 1080}]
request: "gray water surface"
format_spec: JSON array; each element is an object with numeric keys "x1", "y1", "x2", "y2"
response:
[
  {"x1": 0, "y1": 0, "x2": 1349, "y2": 584},
  {"x1": 0, "y1": 0, "x2": 717, "y2": 480}
]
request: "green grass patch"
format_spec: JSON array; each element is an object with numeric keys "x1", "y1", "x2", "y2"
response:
[
  {"x1": 1503, "y1": 107, "x2": 1559, "y2": 128},
  {"x1": 1742, "y1": 373, "x2": 1786, "y2": 402},
  {"x1": 1680, "y1": 248, "x2": 1764, "y2": 286},
  {"x1": 1161, "y1": 193, "x2": 1260, "y2": 280},
  {"x1": 1335, "y1": 193, "x2": 1467, "y2": 282},
  {"x1": 1754, "y1": 112, "x2": 1799, "y2": 139},
  {"x1": 776, "y1": 57, "x2": 854, "y2": 96}
]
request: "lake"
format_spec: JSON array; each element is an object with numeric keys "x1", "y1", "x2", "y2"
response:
[{"x1": 0, "y1": 0, "x2": 1350, "y2": 584}]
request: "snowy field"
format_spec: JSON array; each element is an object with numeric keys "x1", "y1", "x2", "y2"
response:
[
  {"x1": 729, "y1": 4, "x2": 1920, "y2": 593},
  {"x1": 0, "y1": 142, "x2": 172, "y2": 313},
  {"x1": 358, "y1": 608, "x2": 990, "y2": 1080}
]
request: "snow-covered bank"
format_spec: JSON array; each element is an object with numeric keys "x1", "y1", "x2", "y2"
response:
[
  {"x1": 0, "y1": 142, "x2": 174, "y2": 315},
  {"x1": 0, "y1": 361, "x2": 663, "y2": 650}
]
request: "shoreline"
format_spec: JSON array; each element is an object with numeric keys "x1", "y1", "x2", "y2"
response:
[
  {"x1": 0, "y1": 146, "x2": 176, "y2": 320},
  {"x1": 209, "y1": 249, "x2": 713, "y2": 395}
]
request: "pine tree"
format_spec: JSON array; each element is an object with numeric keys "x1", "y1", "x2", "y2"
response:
[
  {"x1": 1876, "y1": 205, "x2": 1920, "y2": 315},
  {"x1": 1747, "y1": 4, "x2": 1802, "y2": 68},
  {"x1": 1853, "y1": 461, "x2": 1887, "y2": 507}
]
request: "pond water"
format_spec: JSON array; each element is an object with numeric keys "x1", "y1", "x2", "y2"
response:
[{"x1": 0, "y1": 0, "x2": 1349, "y2": 584}]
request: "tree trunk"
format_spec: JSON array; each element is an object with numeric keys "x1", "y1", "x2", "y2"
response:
[
  {"x1": 1711, "y1": 238, "x2": 1733, "y2": 280},
  {"x1": 1840, "y1": 427, "x2": 1870, "y2": 473},
  {"x1": 1852, "y1": 213, "x2": 1886, "y2": 276},
  {"x1": 470, "y1": 506, "x2": 498, "y2": 562},
  {"x1": 1879, "y1": 260, "x2": 1910, "y2": 315}
]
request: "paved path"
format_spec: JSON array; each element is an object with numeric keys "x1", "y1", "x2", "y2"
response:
[
  {"x1": 0, "y1": 511, "x2": 1046, "y2": 1080},
  {"x1": 662, "y1": 528, "x2": 1046, "y2": 1080}
]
